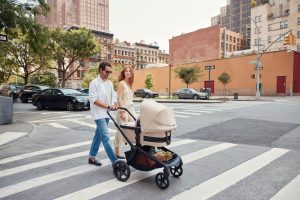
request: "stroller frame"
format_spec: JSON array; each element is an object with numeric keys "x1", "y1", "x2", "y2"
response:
[{"x1": 107, "y1": 107, "x2": 183, "y2": 189}]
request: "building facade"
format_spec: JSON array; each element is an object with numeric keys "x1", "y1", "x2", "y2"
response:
[
  {"x1": 169, "y1": 25, "x2": 245, "y2": 65},
  {"x1": 113, "y1": 41, "x2": 136, "y2": 68},
  {"x1": 37, "y1": 0, "x2": 109, "y2": 32},
  {"x1": 133, "y1": 50, "x2": 300, "y2": 96},
  {"x1": 251, "y1": 0, "x2": 300, "y2": 52},
  {"x1": 134, "y1": 41, "x2": 160, "y2": 70},
  {"x1": 211, "y1": 0, "x2": 269, "y2": 49}
]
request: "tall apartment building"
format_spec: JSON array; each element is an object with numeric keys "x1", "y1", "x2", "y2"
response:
[
  {"x1": 211, "y1": 0, "x2": 268, "y2": 49},
  {"x1": 251, "y1": 0, "x2": 300, "y2": 52},
  {"x1": 37, "y1": 0, "x2": 109, "y2": 32},
  {"x1": 169, "y1": 25, "x2": 245, "y2": 65}
]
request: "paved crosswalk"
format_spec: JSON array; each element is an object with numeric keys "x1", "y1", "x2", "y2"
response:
[
  {"x1": 0, "y1": 136, "x2": 298, "y2": 200},
  {"x1": 28, "y1": 101, "x2": 267, "y2": 131}
]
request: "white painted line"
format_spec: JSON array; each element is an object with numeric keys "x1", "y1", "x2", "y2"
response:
[
  {"x1": 47, "y1": 122, "x2": 69, "y2": 129},
  {"x1": 0, "y1": 132, "x2": 27, "y2": 146},
  {"x1": 0, "y1": 139, "x2": 195, "y2": 198},
  {"x1": 65, "y1": 119, "x2": 116, "y2": 133},
  {"x1": 174, "y1": 111, "x2": 202, "y2": 115},
  {"x1": 54, "y1": 143, "x2": 236, "y2": 200},
  {"x1": 270, "y1": 174, "x2": 300, "y2": 200},
  {"x1": 0, "y1": 141, "x2": 91, "y2": 165},
  {"x1": 170, "y1": 148, "x2": 289, "y2": 200},
  {"x1": 181, "y1": 109, "x2": 212, "y2": 113}
]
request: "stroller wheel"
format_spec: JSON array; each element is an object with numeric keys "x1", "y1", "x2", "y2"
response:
[
  {"x1": 170, "y1": 166, "x2": 183, "y2": 178},
  {"x1": 113, "y1": 160, "x2": 130, "y2": 182},
  {"x1": 155, "y1": 172, "x2": 169, "y2": 189}
]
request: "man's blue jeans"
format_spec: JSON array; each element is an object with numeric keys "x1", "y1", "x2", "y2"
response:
[{"x1": 89, "y1": 118, "x2": 117, "y2": 163}]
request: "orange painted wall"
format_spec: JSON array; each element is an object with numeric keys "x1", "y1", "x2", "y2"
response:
[{"x1": 132, "y1": 51, "x2": 297, "y2": 96}]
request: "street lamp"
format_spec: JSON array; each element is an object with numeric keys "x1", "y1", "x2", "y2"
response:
[{"x1": 249, "y1": 16, "x2": 261, "y2": 99}]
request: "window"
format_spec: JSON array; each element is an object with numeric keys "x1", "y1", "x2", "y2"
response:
[
  {"x1": 298, "y1": 18, "x2": 300, "y2": 25},
  {"x1": 268, "y1": 36, "x2": 272, "y2": 43},
  {"x1": 268, "y1": 24, "x2": 272, "y2": 31},
  {"x1": 280, "y1": 21, "x2": 288, "y2": 29},
  {"x1": 298, "y1": 31, "x2": 300, "y2": 38},
  {"x1": 298, "y1": 5, "x2": 300, "y2": 12}
]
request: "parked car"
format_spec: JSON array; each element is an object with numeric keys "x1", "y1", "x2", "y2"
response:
[
  {"x1": 200, "y1": 87, "x2": 212, "y2": 95},
  {"x1": 134, "y1": 88, "x2": 159, "y2": 98},
  {"x1": 18, "y1": 84, "x2": 51, "y2": 103},
  {"x1": 80, "y1": 88, "x2": 89, "y2": 95},
  {"x1": 32, "y1": 88, "x2": 90, "y2": 111},
  {"x1": 0, "y1": 83, "x2": 21, "y2": 100},
  {"x1": 173, "y1": 88, "x2": 208, "y2": 99}
]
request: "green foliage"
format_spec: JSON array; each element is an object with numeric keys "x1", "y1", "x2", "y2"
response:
[
  {"x1": 174, "y1": 66, "x2": 203, "y2": 88},
  {"x1": 0, "y1": 0, "x2": 49, "y2": 34},
  {"x1": 81, "y1": 65, "x2": 98, "y2": 89},
  {"x1": 144, "y1": 74, "x2": 154, "y2": 89},
  {"x1": 0, "y1": 26, "x2": 52, "y2": 84},
  {"x1": 49, "y1": 27, "x2": 100, "y2": 87},
  {"x1": 218, "y1": 72, "x2": 231, "y2": 86},
  {"x1": 29, "y1": 71, "x2": 57, "y2": 87},
  {"x1": 109, "y1": 64, "x2": 123, "y2": 90}
]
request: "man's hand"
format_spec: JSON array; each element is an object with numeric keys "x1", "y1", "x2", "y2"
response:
[{"x1": 111, "y1": 105, "x2": 117, "y2": 110}]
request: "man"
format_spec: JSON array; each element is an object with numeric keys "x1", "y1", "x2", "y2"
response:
[{"x1": 88, "y1": 62, "x2": 118, "y2": 166}]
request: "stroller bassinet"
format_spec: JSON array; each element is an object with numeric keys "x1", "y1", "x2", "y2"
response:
[{"x1": 107, "y1": 99, "x2": 183, "y2": 189}]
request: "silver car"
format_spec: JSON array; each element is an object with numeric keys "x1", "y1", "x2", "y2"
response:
[{"x1": 173, "y1": 88, "x2": 208, "y2": 99}]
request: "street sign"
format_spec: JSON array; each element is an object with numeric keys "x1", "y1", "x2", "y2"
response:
[
  {"x1": 205, "y1": 65, "x2": 215, "y2": 70},
  {"x1": 0, "y1": 34, "x2": 8, "y2": 43}
]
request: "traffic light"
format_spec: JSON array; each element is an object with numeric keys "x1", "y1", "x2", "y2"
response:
[
  {"x1": 283, "y1": 33, "x2": 296, "y2": 45},
  {"x1": 283, "y1": 34, "x2": 290, "y2": 45}
]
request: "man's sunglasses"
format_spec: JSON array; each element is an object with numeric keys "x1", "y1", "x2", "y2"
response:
[{"x1": 104, "y1": 70, "x2": 112, "y2": 74}]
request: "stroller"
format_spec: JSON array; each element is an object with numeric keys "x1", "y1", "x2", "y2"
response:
[{"x1": 107, "y1": 99, "x2": 183, "y2": 189}]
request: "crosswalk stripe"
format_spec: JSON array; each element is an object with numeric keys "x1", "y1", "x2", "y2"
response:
[
  {"x1": 170, "y1": 148, "x2": 289, "y2": 200},
  {"x1": 0, "y1": 141, "x2": 91, "y2": 165},
  {"x1": 0, "y1": 139, "x2": 195, "y2": 198},
  {"x1": 65, "y1": 118, "x2": 116, "y2": 133},
  {"x1": 0, "y1": 132, "x2": 27, "y2": 146},
  {"x1": 174, "y1": 111, "x2": 202, "y2": 115},
  {"x1": 47, "y1": 122, "x2": 69, "y2": 129},
  {"x1": 270, "y1": 174, "x2": 300, "y2": 200},
  {"x1": 54, "y1": 143, "x2": 236, "y2": 200}
]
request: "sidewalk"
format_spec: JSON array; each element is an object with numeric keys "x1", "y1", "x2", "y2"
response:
[{"x1": 0, "y1": 118, "x2": 34, "y2": 146}]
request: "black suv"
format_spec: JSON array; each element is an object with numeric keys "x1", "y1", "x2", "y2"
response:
[
  {"x1": 18, "y1": 84, "x2": 50, "y2": 103},
  {"x1": 0, "y1": 83, "x2": 21, "y2": 100}
]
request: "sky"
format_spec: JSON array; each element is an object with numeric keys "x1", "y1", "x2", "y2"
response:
[{"x1": 109, "y1": 0, "x2": 228, "y2": 52}]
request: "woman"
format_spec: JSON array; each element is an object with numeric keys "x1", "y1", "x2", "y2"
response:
[{"x1": 114, "y1": 65, "x2": 136, "y2": 158}]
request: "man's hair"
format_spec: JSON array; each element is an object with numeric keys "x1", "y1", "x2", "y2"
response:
[{"x1": 98, "y1": 62, "x2": 112, "y2": 72}]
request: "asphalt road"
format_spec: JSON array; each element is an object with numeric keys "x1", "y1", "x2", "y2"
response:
[{"x1": 1, "y1": 98, "x2": 300, "y2": 200}]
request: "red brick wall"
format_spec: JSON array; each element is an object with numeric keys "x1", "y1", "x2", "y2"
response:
[{"x1": 169, "y1": 25, "x2": 221, "y2": 65}]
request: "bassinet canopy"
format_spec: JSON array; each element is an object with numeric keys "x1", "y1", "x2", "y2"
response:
[{"x1": 140, "y1": 99, "x2": 177, "y2": 132}]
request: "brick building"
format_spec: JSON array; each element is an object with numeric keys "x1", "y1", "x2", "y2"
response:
[
  {"x1": 169, "y1": 25, "x2": 245, "y2": 65},
  {"x1": 133, "y1": 50, "x2": 300, "y2": 96},
  {"x1": 36, "y1": 0, "x2": 109, "y2": 32}
]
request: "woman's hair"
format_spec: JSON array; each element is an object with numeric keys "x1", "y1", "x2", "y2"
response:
[{"x1": 118, "y1": 65, "x2": 134, "y2": 88}]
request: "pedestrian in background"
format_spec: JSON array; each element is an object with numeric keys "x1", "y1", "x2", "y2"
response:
[
  {"x1": 88, "y1": 62, "x2": 118, "y2": 166},
  {"x1": 114, "y1": 65, "x2": 137, "y2": 158}
]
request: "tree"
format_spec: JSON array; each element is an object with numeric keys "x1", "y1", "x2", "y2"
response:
[
  {"x1": 0, "y1": 0, "x2": 49, "y2": 34},
  {"x1": 109, "y1": 64, "x2": 123, "y2": 90},
  {"x1": 0, "y1": 26, "x2": 52, "y2": 84},
  {"x1": 145, "y1": 74, "x2": 154, "y2": 89},
  {"x1": 174, "y1": 66, "x2": 203, "y2": 88},
  {"x1": 48, "y1": 28, "x2": 100, "y2": 87},
  {"x1": 218, "y1": 71, "x2": 231, "y2": 97},
  {"x1": 81, "y1": 65, "x2": 98, "y2": 89},
  {"x1": 29, "y1": 71, "x2": 57, "y2": 87}
]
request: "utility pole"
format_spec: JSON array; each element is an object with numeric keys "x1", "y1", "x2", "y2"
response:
[
  {"x1": 168, "y1": 64, "x2": 173, "y2": 99},
  {"x1": 249, "y1": 16, "x2": 261, "y2": 99}
]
